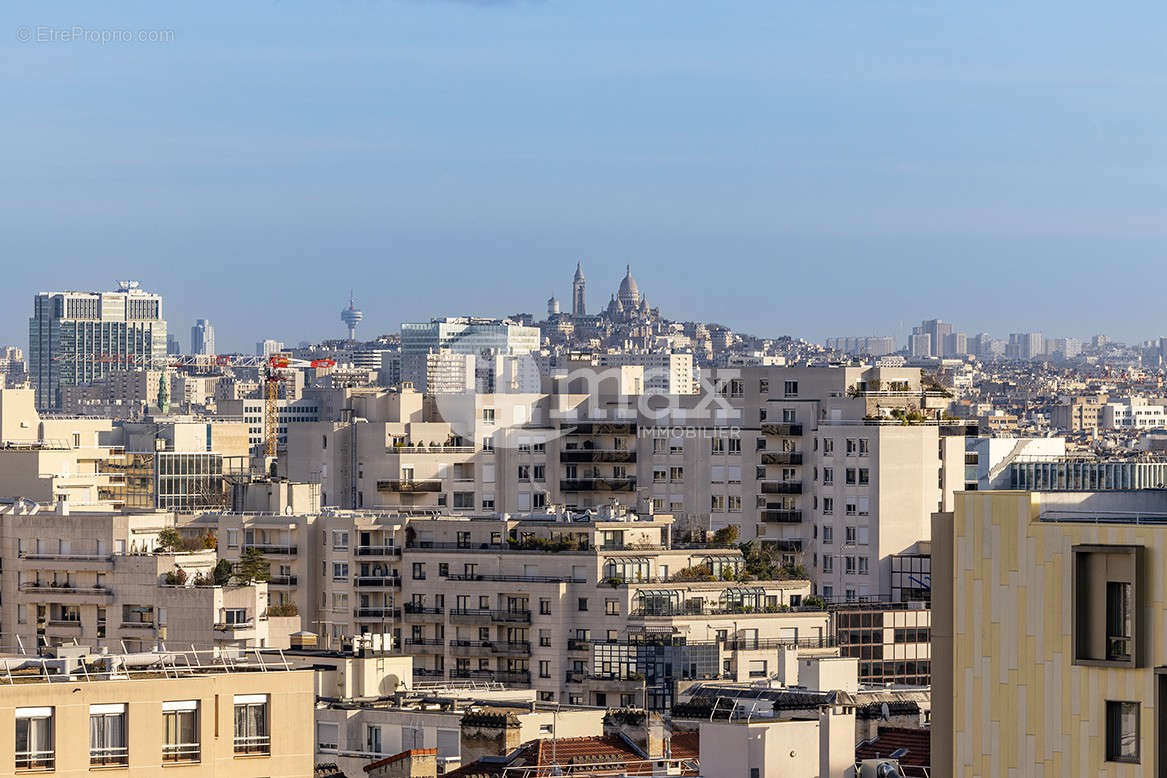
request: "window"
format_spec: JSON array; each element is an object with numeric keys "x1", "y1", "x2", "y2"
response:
[
  {"x1": 845, "y1": 556, "x2": 856, "y2": 574},
  {"x1": 858, "y1": 557, "x2": 869, "y2": 575},
  {"x1": 822, "y1": 526, "x2": 833, "y2": 545},
  {"x1": 1073, "y1": 545, "x2": 1140, "y2": 667},
  {"x1": 710, "y1": 495, "x2": 725, "y2": 512},
  {"x1": 711, "y1": 438, "x2": 725, "y2": 454},
  {"x1": 162, "y1": 701, "x2": 200, "y2": 763},
  {"x1": 89, "y1": 704, "x2": 128, "y2": 766},
  {"x1": 317, "y1": 722, "x2": 339, "y2": 752},
  {"x1": 822, "y1": 497, "x2": 833, "y2": 515},
  {"x1": 332, "y1": 562, "x2": 348, "y2": 581},
  {"x1": 845, "y1": 526, "x2": 857, "y2": 545},
  {"x1": 539, "y1": 660, "x2": 551, "y2": 678},
  {"x1": 822, "y1": 438, "x2": 834, "y2": 455},
  {"x1": 16, "y1": 707, "x2": 53, "y2": 771},
  {"x1": 759, "y1": 379, "x2": 769, "y2": 393},
  {"x1": 728, "y1": 438, "x2": 742, "y2": 454},
  {"x1": 670, "y1": 466, "x2": 684, "y2": 481},
  {"x1": 233, "y1": 695, "x2": 270, "y2": 755},
  {"x1": 823, "y1": 468, "x2": 834, "y2": 486},
  {"x1": 858, "y1": 468, "x2": 870, "y2": 485},
  {"x1": 482, "y1": 408, "x2": 495, "y2": 423},
  {"x1": 783, "y1": 380, "x2": 798, "y2": 397},
  {"x1": 412, "y1": 562, "x2": 426, "y2": 580},
  {"x1": 1105, "y1": 701, "x2": 1139, "y2": 763},
  {"x1": 331, "y1": 531, "x2": 349, "y2": 550},
  {"x1": 578, "y1": 598, "x2": 588, "y2": 612},
  {"x1": 605, "y1": 599, "x2": 619, "y2": 616},
  {"x1": 367, "y1": 725, "x2": 383, "y2": 755},
  {"x1": 540, "y1": 599, "x2": 551, "y2": 615},
  {"x1": 822, "y1": 555, "x2": 833, "y2": 573}
]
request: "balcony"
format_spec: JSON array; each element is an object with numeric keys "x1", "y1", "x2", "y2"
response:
[
  {"x1": 492, "y1": 641, "x2": 531, "y2": 656},
  {"x1": 761, "y1": 423, "x2": 803, "y2": 436},
  {"x1": 46, "y1": 619, "x2": 82, "y2": 629},
  {"x1": 563, "y1": 422, "x2": 637, "y2": 435},
  {"x1": 356, "y1": 545, "x2": 402, "y2": 557},
  {"x1": 243, "y1": 543, "x2": 297, "y2": 555},
  {"x1": 761, "y1": 509, "x2": 802, "y2": 523},
  {"x1": 449, "y1": 669, "x2": 498, "y2": 682},
  {"x1": 376, "y1": 480, "x2": 442, "y2": 493},
  {"x1": 759, "y1": 452, "x2": 802, "y2": 466},
  {"x1": 559, "y1": 478, "x2": 636, "y2": 492},
  {"x1": 19, "y1": 552, "x2": 113, "y2": 563},
  {"x1": 560, "y1": 449, "x2": 637, "y2": 463},
  {"x1": 496, "y1": 670, "x2": 531, "y2": 685},
  {"x1": 404, "y1": 604, "x2": 444, "y2": 616},
  {"x1": 403, "y1": 638, "x2": 446, "y2": 651},
  {"x1": 446, "y1": 573, "x2": 585, "y2": 584},
  {"x1": 354, "y1": 607, "x2": 400, "y2": 619},
  {"x1": 449, "y1": 639, "x2": 492, "y2": 656},
  {"x1": 354, "y1": 576, "x2": 402, "y2": 588},
  {"x1": 565, "y1": 671, "x2": 585, "y2": 684},
  {"x1": 761, "y1": 481, "x2": 802, "y2": 495},
  {"x1": 268, "y1": 575, "x2": 297, "y2": 586},
  {"x1": 119, "y1": 621, "x2": 155, "y2": 630},
  {"x1": 567, "y1": 638, "x2": 591, "y2": 652},
  {"x1": 20, "y1": 583, "x2": 113, "y2": 597},
  {"x1": 449, "y1": 609, "x2": 531, "y2": 625}
]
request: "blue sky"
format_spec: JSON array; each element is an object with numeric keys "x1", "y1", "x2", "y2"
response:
[{"x1": 2, "y1": 1, "x2": 1166, "y2": 351}]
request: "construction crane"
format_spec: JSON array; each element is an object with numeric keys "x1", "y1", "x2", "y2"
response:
[{"x1": 262, "y1": 355, "x2": 336, "y2": 458}]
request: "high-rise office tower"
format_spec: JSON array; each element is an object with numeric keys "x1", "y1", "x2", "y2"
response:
[
  {"x1": 190, "y1": 318, "x2": 215, "y2": 356},
  {"x1": 572, "y1": 262, "x2": 586, "y2": 316},
  {"x1": 919, "y1": 319, "x2": 952, "y2": 357},
  {"x1": 28, "y1": 281, "x2": 167, "y2": 410}
]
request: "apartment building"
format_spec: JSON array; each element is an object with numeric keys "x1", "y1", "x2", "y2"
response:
[
  {"x1": 932, "y1": 489, "x2": 1167, "y2": 776},
  {"x1": 0, "y1": 645, "x2": 313, "y2": 776},
  {"x1": 285, "y1": 365, "x2": 972, "y2": 600},
  {"x1": 0, "y1": 505, "x2": 293, "y2": 654},
  {"x1": 195, "y1": 501, "x2": 830, "y2": 711},
  {"x1": 28, "y1": 281, "x2": 168, "y2": 410},
  {"x1": 1051, "y1": 393, "x2": 1108, "y2": 433},
  {"x1": 1102, "y1": 396, "x2": 1167, "y2": 430}
]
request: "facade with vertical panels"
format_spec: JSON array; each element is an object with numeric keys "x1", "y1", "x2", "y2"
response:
[{"x1": 933, "y1": 489, "x2": 1167, "y2": 776}]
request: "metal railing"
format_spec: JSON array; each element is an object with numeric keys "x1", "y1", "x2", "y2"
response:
[
  {"x1": 161, "y1": 743, "x2": 201, "y2": 763},
  {"x1": 233, "y1": 735, "x2": 270, "y2": 755},
  {"x1": 15, "y1": 749, "x2": 55, "y2": 770}
]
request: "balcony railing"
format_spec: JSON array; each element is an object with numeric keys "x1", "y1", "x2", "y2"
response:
[
  {"x1": 120, "y1": 621, "x2": 155, "y2": 629},
  {"x1": 560, "y1": 478, "x2": 636, "y2": 492},
  {"x1": 16, "y1": 749, "x2": 55, "y2": 771},
  {"x1": 760, "y1": 423, "x2": 803, "y2": 436},
  {"x1": 759, "y1": 452, "x2": 802, "y2": 465},
  {"x1": 404, "y1": 638, "x2": 446, "y2": 646},
  {"x1": 354, "y1": 576, "x2": 402, "y2": 588},
  {"x1": 446, "y1": 573, "x2": 585, "y2": 584},
  {"x1": 19, "y1": 552, "x2": 113, "y2": 562},
  {"x1": 243, "y1": 543, "x2": 297, "y2": 555},
  {"x1": 563, "y1": 422, "x2": 637, "y2": 435},
  {"x1": 356, "y1": 545, "x2": 402, "y2": 557},
  {"x1": 404, "y1": 604, "x2": 444, "y2": 615},
  {"x1": 268, "y1": 575, "x2": 297, "y2": 586},
  {"x1": 761, "y1": 510, "x2": 803, "y2": 523},
  {"x1": 560, "y1": 450, "x2": 637, "y2": 463},
  {"x1": 354, "y1": 607, "x2": 400, "y2": 619},
  {"x1": 761, "y1": 481, "x2": 802, "y2": 495},
  {"x1": 233, "y1": 735, "x2": 271, "y2": 756},
  {"x1": 449, "y1": 608, "x2": 531, "y2": 624},
  {"x1": 21, "y1": 583, "x2": 113, "y2": 596},
  {"x1": 376, "y1": 480, "x2": 442, "y2": 493}
]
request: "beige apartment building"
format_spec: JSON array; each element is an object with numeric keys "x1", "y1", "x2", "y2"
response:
[
  {"x1": 1051, "y1": 393, "x2": 1108, "y2": 433},
  {"x1": 0, "y1": 505, "x2": 293, "y2": 654},
  {"x1": 284, "y1": 365, "x2": 971, "y2": 600},
  {"x1": 195, "y1": 501, "x2": 830, "y2": 710},
  {"x1": 0, "y1": 645, "x2": 313, "y2": 776},
  {"x1": 933, "y1": 488, "x2": 1167, "y2": 776}
]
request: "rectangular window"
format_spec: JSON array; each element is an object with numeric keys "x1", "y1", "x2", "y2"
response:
[
  {"x1": 823, "y1": 468, "x2": 833, "y2": 486},
  {"x1": 1105, "y1": 701, "x2": 1139, "y2": 763},
  {"x1": 822, "y1": 526, "x2": 833, "y2": 545},
  {"x1": 89, "y1": 704, "x2": 128, "y2": 766},
  {"x1": 16, "y1": 707, "x2": 53, "y2": 771},
  {"x1": 233, "y1": 695, "x2": 270, "y2": 755},
  {"x1": 162, "y1": 701, "x2": 200, "y2": 763},
  {"x1": 783, "y1": 380, "x2": 798, "y2": 397}
]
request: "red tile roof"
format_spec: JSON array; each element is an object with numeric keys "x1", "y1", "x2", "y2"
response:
[
  {"x1": 363, "y1": 748, "x2": 438, "y2": 773},
  {"x1": 855, "y1": 726, "x2": 931, "y2": 777}
]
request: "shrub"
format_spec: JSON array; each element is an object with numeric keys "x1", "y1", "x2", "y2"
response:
[{"x1": 265, "y1": 602, "x2": 299, "y2": 617}]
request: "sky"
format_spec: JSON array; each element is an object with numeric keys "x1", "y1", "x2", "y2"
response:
[{"x1": 2, "y1": 0, "x2": 1166, "y2": 351}]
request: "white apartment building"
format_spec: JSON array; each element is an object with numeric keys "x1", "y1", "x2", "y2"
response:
[
  {"x1": 28, "y1": 281, "x2": 167, "y2": 410},
  {"x1": 593, "y1": 351, "x2": 696, "y2": 395},
  {"x1": 1101, "y1": 396, "x2": 1167, "y2": 429},
  {"x1": 400, "y1": 318, "x2": 541, "y2": 393},
  {"x1": 193, "y1": 499, "x2": 830, "y2": 710},
  {"x1": 0, "y1": 505, "x2": 294, "y2": 654},
  {"x1": 283, "y1": 366, "x2": 969, "y2": 601}
]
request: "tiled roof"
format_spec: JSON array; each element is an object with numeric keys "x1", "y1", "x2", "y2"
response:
[
  {"x1": 855, "y1": 726, "x2": 931, "y2": 776},
  {"x1": 446, "y1": 734, "x2": 700, "y2": 778},
  {"x1": 363, "y1": 748, "x2": 438, "y2": 773},
  {"x1": 315, "y1": 763, "x2": 349, "y2": 778}
]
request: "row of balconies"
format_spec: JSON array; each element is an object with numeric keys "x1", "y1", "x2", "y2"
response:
[
  {"x1": 559, "y1": 478, "x2": 636, "y2": 492},
  {"x1": 760, "y1": 481, "x2": 802, "y2": 495},
  {"x1": 761, "y1": 510, "x2": 803, "y2": 523},
  {"x1": 449, "y1": 608, "x2": 531, "y2": 625}
]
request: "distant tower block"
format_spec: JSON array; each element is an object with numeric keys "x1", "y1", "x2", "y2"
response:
[
  {"x1": 341, "y1": 293, "x2": 364, "y2": 340},
  {"x1": 572, "y1": 262, "x2": 586, "y2": 316}
]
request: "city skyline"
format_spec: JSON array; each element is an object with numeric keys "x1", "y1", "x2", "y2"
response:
[{"x1": 3, "y1": 266, "x2": 1160, "y2": 355}]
